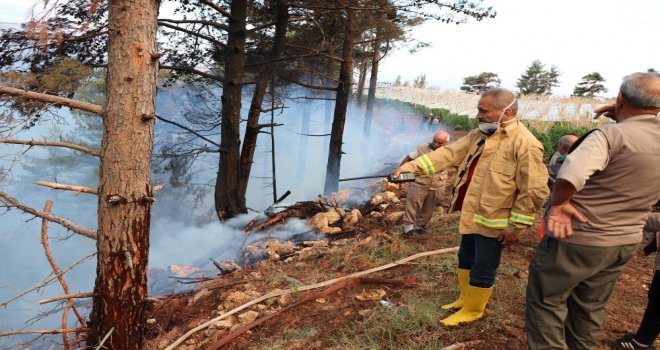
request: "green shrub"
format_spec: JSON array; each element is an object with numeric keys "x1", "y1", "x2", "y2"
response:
[
  {"x1": 376, "y1": 98, "x2": 595, "y2": 152},
  {"x1": 524, "y1": 121, "x2": 592, "y2": 157}
]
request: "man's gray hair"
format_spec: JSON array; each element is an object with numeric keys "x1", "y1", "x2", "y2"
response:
[
  {"x1": 620, "y1": 72, "x2": 660, "y2": 109},
  {"x1": 482, "y1": 87, "x2": 518, "y2": 116}
]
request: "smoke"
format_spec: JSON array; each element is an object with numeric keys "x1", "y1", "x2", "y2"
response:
[{"x1": 0, "y1": 86, "x2": 448, "y2": 346}]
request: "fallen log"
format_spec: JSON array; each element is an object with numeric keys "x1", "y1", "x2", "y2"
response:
[
  {"x1": 247, "y1": 211, "x2": 288, "y2": 233},
  {"x1": 206, "y1": 277, "x2": 416, "y2": 349}
]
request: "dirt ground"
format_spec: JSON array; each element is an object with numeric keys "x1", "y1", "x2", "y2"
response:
[{"x1": 144, "y1": 167, "x2": 657, "y2": 349}]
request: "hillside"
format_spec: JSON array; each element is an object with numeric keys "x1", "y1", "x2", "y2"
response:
[{"x1": 143, "y1": 126, "x2": 656, "y2": 350}]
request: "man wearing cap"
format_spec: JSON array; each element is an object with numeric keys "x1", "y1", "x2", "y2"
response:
[{"x1": 400, "y1": 131, "x2": 450, "y2": 236}]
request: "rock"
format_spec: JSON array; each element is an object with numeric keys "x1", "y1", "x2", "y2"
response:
[
  {"x1": 369, "y1": 211, "x2": 383, "y2": 218},
  {"x1": 146, "y1": 318, "x2": 156, "y2": 325},
  {"x1": 278, "y1": 293, "x2": 294, "y2": 306},
  {"x1": 301, "y1": 240, "x2": 329, "y2": 248},
  {"x1": 384, "y1": 211, "x2": 404, "y2": 223},
  {"x1": 315, "y1": 298, "x2": 326, "y2": 303},
  {"x1": 381, "y1": 191, "x2": 397, "y2": 202},
  {"x1": 391, "y1": 197, "x2": 400, "y2": 204},
  {"x1": 265, "y1": 241, "x2": 296, "y2": 260},
  {"x1": 297, "y1": 246, "x2": 328, "y2": 260},
  {"x1": 238, "y1": 310, "x2": 259, "y2": 324},
  {"x1": 370, "y1": 194, "x2": 385, "y2": 206},
  {"x1": 189, "y1": 288, "x2": 212, "y2": 305},
  {"x1": 308, "y1": 209, "x2": 343, "y2": 229},
  {"x1": 378, "y1": 203, "x2": 390, "y2": 211},
  {"x1": 384, "y1": 181, "x2": 400, "y2": 192},
  {"x1": 343, "y1": 209, "x2": 362, "y2": 227},
  {"x1": 204, "y1": 328, "x2": 217, "y2": 337},
  {"x1": 214, "y1": 319, "x2": 234, "y2": 329},
  {"x1": 355, "y1": 288, "x2": 387, "y2": 301},
  {"x1": 435, "y1": 206, "x2": 446, "y2": 215},
  {"x1": 223, "y1": 290, "x2": 252, "y2": 309},
  {"x1": 319, "y1": 226, "x2": 342, "y2": 235}
]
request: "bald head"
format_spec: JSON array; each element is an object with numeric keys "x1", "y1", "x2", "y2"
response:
[
  {"x1": 431, "y1": 131, "x2": 450, "y2": 150},
  {"x1": 482, "y1": 88, "x2": 518, "y2": 117},
  {"x1": 620, "y1": 72, "x2": 660, "y2": 110},
  {"x1": 558, "y1": 134, "x2": 578, "y2": 154}
]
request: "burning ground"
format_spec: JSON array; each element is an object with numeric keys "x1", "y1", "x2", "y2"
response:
[{"x1": 143, "y1": 162, "x2": 657, "y2": 350}]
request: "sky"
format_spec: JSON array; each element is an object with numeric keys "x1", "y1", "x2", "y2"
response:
[
  {"x1": 0, "y1": 0, "x2": 658, "y2": 96},
  {"x1": 379, "y1": 0, "x2": 660, "y2": 97}
]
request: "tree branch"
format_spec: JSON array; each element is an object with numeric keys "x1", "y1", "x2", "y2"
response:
[
  {"x1": 0, "y1": 191, "x2": 97, "y2": 239},
  {"x1": 0, "y1": 328, "x2": 89, "y2": 337},
  {"x1": 40, "y1": 200, "x2": 86, "y2": 348},
  {"x1": 38, "y1": 292, "x2": 96, "y2": 305},
  {"x1": 278, "y1": 75, "x2": 336, "y2": 91},
  {"x1": 198, "y1": 0, "x2": 234, "y2": 20},
  {"x1": 0, "y1": 139, "x2": 101, "y2": 157},
  {"x1": 158, "y1": 18, "x2": 228, "y2": 32},
  {"x1": 245, "y1": 53, "x2": 323, "y2": 68},
  {"x1": 158, "y1": 22, "x2": 227, "y2": 49},
  {"x1": 159, "y1": 65, "x2": 223, "y2": 81},
  {"x1": 35, "y1": 181, "x2": 97, "y2": 194},
  {"x1": 0, "y1": 86, "x2": 103, "y2": 115},
  {"x1": 34, "y1": 180, "x2": 163, "y2": 195},
  {"x1": 284, "y1": 43, "x2": 343, "y2": 62},
  {"x1": 246, "y1": 15, "x2": 318, "y2": 35},
  {"x1": 155, "y1": 115, "x2": 222, "y2": 149}
]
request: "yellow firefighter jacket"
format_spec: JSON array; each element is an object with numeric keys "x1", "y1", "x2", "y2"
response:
[{"x1": 399, "y1": 121, "x2": 549, "y2": 238}]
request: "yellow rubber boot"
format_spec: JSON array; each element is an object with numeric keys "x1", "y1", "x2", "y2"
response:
[
  {"x1": 440, "y1": 285, "x2": 493, "y2": 327},
  {"x1": 440, "y1": 268, "x2": 470, "y2": 310}
]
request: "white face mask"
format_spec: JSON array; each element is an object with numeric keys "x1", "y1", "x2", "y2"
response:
[{"x1": 478, "y1": 98, "x2": 517, "y2": 135}]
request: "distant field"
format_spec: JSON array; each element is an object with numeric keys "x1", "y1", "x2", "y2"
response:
[{"x1": 376, "y1": 86, "x2": 615, "y2": 124}]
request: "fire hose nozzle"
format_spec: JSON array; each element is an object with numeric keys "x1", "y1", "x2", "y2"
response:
[{"x1": 388, "y1": 172, "x2": 416, "y2": 183}]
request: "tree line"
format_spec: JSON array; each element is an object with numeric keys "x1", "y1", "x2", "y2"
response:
[{"x1": 459, "y1": 59, "x2": 621, "y2": 97}]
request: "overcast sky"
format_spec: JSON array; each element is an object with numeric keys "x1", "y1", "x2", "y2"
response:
[
  {"x1": 1, "y1": 0, "x2": 658, "y2": 97},
  {"x1": 379, "y1": 0, "x2": 660, "y2": 96}
]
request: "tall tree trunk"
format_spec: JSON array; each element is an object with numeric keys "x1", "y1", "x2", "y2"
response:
[
  {"x1": 323, "y1": 8, "x2": 355, "y2": 195},
  {"x1": 237, "y1": 0, "x2": 288, "y2": 202},
  {"x1": 355, "y1": 58, "x2": 368, "y2": 107},
  {"x1": 296, "y1": 98, "x2": 311, "y2": 181},
  {"x1": 364, "y1": 33, "x2": 381, "y2": 135},
  {"x1": 215, "y1": 0, "x2": 248, "y2": 220},
  {"x1": 88, "y1": 0, "x2": 158, "y2": 347}
]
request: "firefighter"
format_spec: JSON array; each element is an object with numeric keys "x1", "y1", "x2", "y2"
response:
[
  {"x1": 400, "y1": 131, "x2": 450, "y2": 236},
  {"x1": 393, "y1": 88, "x2": 549, "y2": 326}
]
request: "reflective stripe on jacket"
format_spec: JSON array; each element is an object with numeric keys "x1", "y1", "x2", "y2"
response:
[
  {"x1": 399, "y1": 121, "x2": 549, "y2": 238},
  {"x1": 409, "y1": 143, "x2": 448, "y2": 189}
]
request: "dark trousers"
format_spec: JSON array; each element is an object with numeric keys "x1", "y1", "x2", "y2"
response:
[
  {"x1": 457, "y1": 233, "x2": 504, "y2": 288},
  {"x1": 636, "y1": 269, "x2": 660, "y2": 345},
  {"x1": 525, "y1": 236, "x2": 637, "y2": 350}
]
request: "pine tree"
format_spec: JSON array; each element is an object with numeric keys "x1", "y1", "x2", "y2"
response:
[
  {"x1": 460, "y1": 72, "x2": 501, "y2": 94},
  {"x1": 573, "y1": 72, "x2": 607, "y2": 98},
  {"x1": 516, "y1": 60, "x2": 561, "y2": 95}
]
